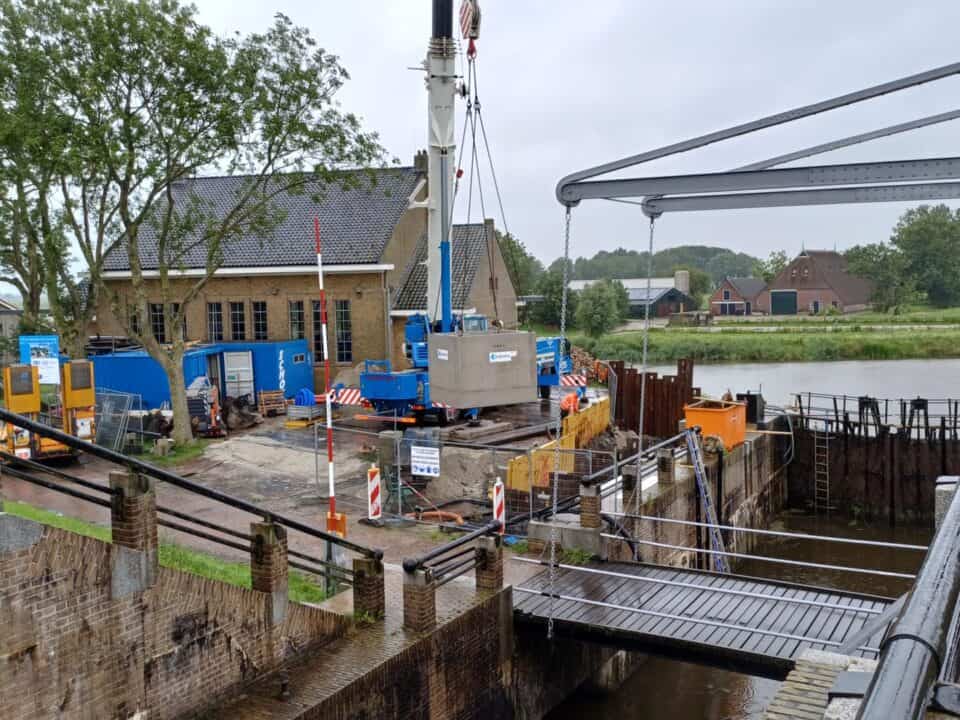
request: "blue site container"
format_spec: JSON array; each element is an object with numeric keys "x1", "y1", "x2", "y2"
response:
[{"x1": 90, "y1": 340, "x2": 313, "y2": 409}]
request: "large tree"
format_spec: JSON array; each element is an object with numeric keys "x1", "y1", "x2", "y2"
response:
[
  {"x1": 19, "y1": 0, "x2": 384, "y2": 443},
  {"x1": 889, "y1": 205, "x2": 960, "y2": 308},
  {"x1": 752, "y1": 250, "x2": 789, "y2": 283},
  {"x1": 846, "y1": 243, "x2": 920, "y2": 313},
  {"x1": 574, "y1": 279, "x2": 629, "y2": 337},
  {"x1": 497, "y1": 231, "x2": 543, "y2": 297}
]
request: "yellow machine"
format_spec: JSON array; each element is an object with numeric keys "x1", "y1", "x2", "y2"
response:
[
  {"x1": 62, "y1": 360, "x2": 96, "y2": 443},
  {"x1": 2, "y1": 364, "x2": 41, "y2": 459}
]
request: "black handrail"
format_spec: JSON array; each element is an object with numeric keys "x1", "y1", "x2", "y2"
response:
[
  {"x1": 857, "y1": 476, "x2": 960, "y2": 720},
  {"x1": 0, "y1": 407, "x2": 382, "y2": 559},
  {"x1": 403, "y1": 519, "x2": 501, "y2": 573}
]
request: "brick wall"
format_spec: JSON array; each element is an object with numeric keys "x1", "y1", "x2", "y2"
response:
[{"x1": 0, "y1": 521, "x2": 349, "y2": 720}]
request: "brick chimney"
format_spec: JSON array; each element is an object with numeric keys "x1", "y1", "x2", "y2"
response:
[{"x1": 414, "y1": 149, "x2": 428, "y2": 175}]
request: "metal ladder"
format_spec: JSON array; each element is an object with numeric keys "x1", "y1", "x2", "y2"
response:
[
  {"x1": 685, "y1": 431, "x2": 730, "y2": 573},
  {"x1": 814, "y1": 422, "x2": 831, "y2": 513}
]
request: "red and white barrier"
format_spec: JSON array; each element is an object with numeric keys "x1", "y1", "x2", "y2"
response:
[
  {"x1": 493, "y1": 477, "x2": 505, "y2": 534},
  {"x1": 560, "y1": 374, "x2": 587, "y2": 387},
  {"x1": 367, "y1": 465, "x2": 382, "y2": 521}
]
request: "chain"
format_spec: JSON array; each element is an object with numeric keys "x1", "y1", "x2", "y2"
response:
[
  {"x1": 548, "y1": 205, "x2": 573, "y2": 640},
  {"x1": 634, "y1": 216, "x2": 656, "y2": 517}
]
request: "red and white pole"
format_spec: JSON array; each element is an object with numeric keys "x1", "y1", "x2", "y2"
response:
[
  {"x1": 315, "y1": 217, "x2": 342, "y2": 534},
  {"x1": 493, "y1": 477, "x2": 505, "y2": 534},
  {"x1": 367, "y1": 465, "x2": 382, "y2": 521}
]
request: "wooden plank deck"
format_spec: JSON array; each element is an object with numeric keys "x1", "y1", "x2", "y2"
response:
[{"x1": 514, "y1": 561, "x2": 892, "y2": 678}]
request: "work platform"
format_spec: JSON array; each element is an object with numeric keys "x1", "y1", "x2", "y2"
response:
[{"x1": 514, "y1": 561, "x2": 891, "y2": 679}]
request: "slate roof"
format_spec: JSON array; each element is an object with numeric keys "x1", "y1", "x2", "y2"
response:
[
  {"x1": 727, "y1": 276, "x2": 767, "y2": 300},
  {"x1": 770, "y1": 250, "x2": 873, "y2": 306},
  {"x1": 103, "y1": 167, "x2": 422, "y2": 271},
  {"x1": 392, "y1": 224, "x2": 488, "y2": 312}
]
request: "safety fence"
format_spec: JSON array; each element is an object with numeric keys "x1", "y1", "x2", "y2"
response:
[{"x1": 792, "y1": 391, "x2": 960, "y2": 440}]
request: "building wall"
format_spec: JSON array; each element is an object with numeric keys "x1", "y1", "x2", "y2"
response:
[
  {"x1": 94, "y1": 271, "x2": 388, "y2": 388},
  {"x1": 709, "y1": 279, "x2": 750, "y2": 315},
  {"x1": 468, "y1": 220, "x2": 519, "y2": 328},
  {"x1": 380, "y1": 188, "x2": 427, "y2": 293},
  {"x1": 756, "y1": 287, "x2": 845, "y2": 314},
  {"x1": 0, "y1": 518, "x2": 348, "y2": 720}
]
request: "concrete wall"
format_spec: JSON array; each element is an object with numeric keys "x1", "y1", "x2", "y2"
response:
[
  {"x1": 0, "y1": 517, "x2": 348, "y2": 720},
  {"x1": 787, "y1": 428, "x2": 960, "y2": 524}
]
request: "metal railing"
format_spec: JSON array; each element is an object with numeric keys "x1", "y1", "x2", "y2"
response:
[
  {"x1": 0, "y1": 408, "x2": 381, "y2": 586},
  {"x1": 791, "y1": 392, "x2": 960, "y2": 439},
  {"x1": 402, "y1": 519, "x2": 501, "y2": 586},
  {"x1": 857, "y1": 476, "x2": 960, "y2": 720}
]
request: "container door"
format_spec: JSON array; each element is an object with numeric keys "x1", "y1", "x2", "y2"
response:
[
  {"x1": 770, "y1": 290, "x2": 798, "y2": 315},
  {"x1": 223, "y1": 351, "x2": 254, "y2": 399}
]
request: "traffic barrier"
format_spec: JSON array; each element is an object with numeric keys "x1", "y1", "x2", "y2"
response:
[
  {"x1": 493, "y1": 478, "x2": 505, "y2": 533},
  {"x1": 367, "y1": 465, "x2": 382, "y2": 521}
]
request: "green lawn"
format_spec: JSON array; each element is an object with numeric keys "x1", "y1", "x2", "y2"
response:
[
  {"x1": 574, "y1": 327, "x2": 960, "y2": 365},
  {"x1": 712, "y1": 305, "x2": 960, "y2": 326},
  {"x1": 2, "y1": 500, "x2": 327, "y2": 604},
  {"x1": 144, "y1": 439, "x2": 211, "y2": 466}
]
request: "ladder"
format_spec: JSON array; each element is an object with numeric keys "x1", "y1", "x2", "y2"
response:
[
  {"x1": 814, "y1": 422, "x2": 831, "y2": 513},
  {"x1": 685, "y1": 430, "x2": 730, "y2": 573}
]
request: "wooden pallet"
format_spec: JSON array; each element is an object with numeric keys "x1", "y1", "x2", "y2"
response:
[{"x1": 258, "y1": 390, "x2": 287, "y2": 417}]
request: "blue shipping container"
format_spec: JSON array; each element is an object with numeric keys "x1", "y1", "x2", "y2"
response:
[{"x1": 90, "y1": 341, "x2": 313, "y2": 409}]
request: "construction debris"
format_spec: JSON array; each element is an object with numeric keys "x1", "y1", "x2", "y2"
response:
[{"x1": 570, "y1": 345, "x2": 597, "y2": 376}]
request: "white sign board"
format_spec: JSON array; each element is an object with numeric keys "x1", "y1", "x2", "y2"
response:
[
  {"x1": 489, "y1": 350, "x2": 517, "y2": 363},
  {"x1": 411, "y1": 445, "x2": 440, "y2": 477}
]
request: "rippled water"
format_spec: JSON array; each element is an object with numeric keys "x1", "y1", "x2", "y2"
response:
[{"x1": 547, "y1": 513, "x2": 931, "y2": 719}]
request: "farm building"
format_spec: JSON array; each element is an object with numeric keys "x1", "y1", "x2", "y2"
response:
[
  {"x1": 758, "y1": 250, "x2": 873, "y2": 315},
  {"x1": 709, "y1": 277, "x2": 768, "y2": 315},
  {"x1": 569, "y1": 270, "x2": 697, "y2": 317}
]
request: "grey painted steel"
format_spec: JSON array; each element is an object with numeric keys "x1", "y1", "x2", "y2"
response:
[
  {"x1": 512, "y1": 557, "x2": 882, "y2": 615},
  {"x1": 606, "y1": 511, "x2": 928, "y2": 551},
  {"x1": 428, "y1": 331, "x2": 538, "y2": 408},
  {"x1": 838, "y1": 594, "x2": 907, "y2": 655},
  {"x1": 642, "y1": 182, "x2": 960, "y2": 214},
  {"x1": 513, "y1": 587, "x2": 879, "y2": 653},
  {"x1": 0, "y1": 407, "x2": 381, "y2": 559},
  {"x1": 736, "y1": 109, "x2": 960, "y2": 171},
  {"x1": 559, "y1": 157, "x2": 960, "y2": 202},
  {"x1": 557, "y1": 61, "x2": 960, "y2": 203},
  {"x1": 602, "y1": 534, "x2": 916, "y2": 580},
  {"x1": 402, "y1": 519, "x2": 500, "y2": 572},
  {"x1": 857, "y1": 476, "x2": 960, "y2": 720}
]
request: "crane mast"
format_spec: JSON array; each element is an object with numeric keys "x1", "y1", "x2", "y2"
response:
[{"x1": 426, "y1": 0, "x2": 457, "y2": 333}]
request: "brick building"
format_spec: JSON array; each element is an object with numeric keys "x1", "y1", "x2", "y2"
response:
[
  {"x1": 758, "y1": 249, "x2": 873, "y2": 315},
  {"x1": 709, "y1": 276, "x2": 767, "y2": 316},
  {"x1": 93, "y1": 160, "x2": 518, "y2": 387}
]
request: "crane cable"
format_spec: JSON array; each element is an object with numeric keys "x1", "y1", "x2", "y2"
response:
[
  {"x1": 634, "y1": 217, "x2": 657, "y2": 516},
  {"x1": 548, "y1": 205, "x2": 573, "y2": 641}
]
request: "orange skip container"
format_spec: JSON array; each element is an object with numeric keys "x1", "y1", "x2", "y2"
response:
[{"x1": 684, "y1": 399, "x2": 746, "y2": 450}]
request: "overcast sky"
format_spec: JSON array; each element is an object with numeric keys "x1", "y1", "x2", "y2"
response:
[{"x1": 196, "y1": 1, "x2": 960, "y2": 265}]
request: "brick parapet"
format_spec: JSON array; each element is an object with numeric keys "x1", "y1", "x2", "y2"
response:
[
  {"x1": 475, "y1": 536, "x2": 503, "y2": 591},
  {"x1": 403, "y1": 569, "x2": 436, "y2": 632},
  {"x1": 352, "y1": 557, "x2": 385, "y2": 619}
]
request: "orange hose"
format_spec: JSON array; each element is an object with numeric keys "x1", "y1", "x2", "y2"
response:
[{"x1": 406, "y1": 510, "x2": 466, "y2": 526}]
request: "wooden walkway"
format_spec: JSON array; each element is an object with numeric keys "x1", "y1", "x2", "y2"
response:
[{"x1": 514, "y1": 561, "x2": 891, "y2": 678}]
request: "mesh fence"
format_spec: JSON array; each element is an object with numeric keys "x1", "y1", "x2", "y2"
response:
[{"x1": 95, "y1": 388, "x2": 145, "y2": 453}]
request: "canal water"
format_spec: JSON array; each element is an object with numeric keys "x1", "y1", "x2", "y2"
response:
[
  {"x1": 547, "y1": 513, "x2": 931, "y2": 719},
  {"x1": 647, "y1": 358, "x2": 960, "y2": 407}
]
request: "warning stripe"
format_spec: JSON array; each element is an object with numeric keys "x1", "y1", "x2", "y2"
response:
[
  {"x1": 316, "y1": 387, "x2": 366, "y2": 406},
  {"x1": 560, "y1": 374, "x2": 587, "y2": 387}
]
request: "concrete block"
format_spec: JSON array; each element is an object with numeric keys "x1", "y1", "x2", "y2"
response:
[
  {"x1": 528, "y1": 515, "x2": 604, "y2": 560},
  {"x1": 0, "y1": 513, "x2": 43, "y2": 553},
  {"x1": 936, "y1": 480, "x2": 958, "y2": 530},
  {"x1": 111, "y1": 545, "x2": 153, "y2": 599}
]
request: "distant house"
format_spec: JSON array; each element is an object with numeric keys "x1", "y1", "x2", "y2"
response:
[
  {"x1": 758, "y1": 250, "x2": 873, "y2": 315},
  {"x1": 569, "y1": 270, "x2": 697, "y2": 318},
  {"x1": 709, "y1": 277, "x2": 767, "y2": 316}
]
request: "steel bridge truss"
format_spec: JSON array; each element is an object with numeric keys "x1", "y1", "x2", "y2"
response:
[{"x1": 556, "y1": 62, "x2": 960, "y2": 215}]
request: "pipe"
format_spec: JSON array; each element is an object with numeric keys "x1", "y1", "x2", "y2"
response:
[
  {"x1": 432, "y1": 0, "x2": 453, "y2": 39},
  {"x1": 0, "y1": 407, "x2": 381, "y2": 559},
  {"x1": 857, "y1": 476, "x2": 960, "y2": 720}
]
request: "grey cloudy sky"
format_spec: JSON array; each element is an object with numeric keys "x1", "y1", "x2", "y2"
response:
[{"x1": 196, "y1": 1, "x2": 960, "y2": 265}]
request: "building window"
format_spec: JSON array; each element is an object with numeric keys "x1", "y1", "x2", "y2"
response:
[
  {"x1": 129, "y1": 306, "x2": 142, "y2": 336},
  {"x1": 722, "y1": 289, "x2": 730, "y2": 300},
  {"x1": 230, "y1": 301, "x2": 246, "y2": 341},
  {"x1": 207, "y1": 302, "x2": 223, "y2": 342},
  {"x1": 149, "y1": 303, "x2": 166, "y2": 343},
  {"x1": 311, "y1": 300, "x2": 326, "y2": 362},
  {"x1": 791, "y1": 268, "x2": 797, "y2": 278},
  {"x1": 289, "y1": 300, "x2": 305, "y2": 339},
  {"x1": 802, "y1": 267, "x2": 809, "y2": 277},
  {"x1": 335, "y1": 299, "x2": 352, "y2": 363},
  {"x1": 252, "y1": 301, "x2": 268, "y2": 341}
]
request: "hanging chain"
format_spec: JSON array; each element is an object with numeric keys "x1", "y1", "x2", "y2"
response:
[
  {"x1": 548, "y1": 205, "x2": 573, "y2": 640},
  {"x1": 634, "y1": 216, "x2": 657, "y2": 517}
]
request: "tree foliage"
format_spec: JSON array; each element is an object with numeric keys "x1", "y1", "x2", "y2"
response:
[
  {"x1": 753, "y1": 250, "x2": 789, "y2": 283},
  {"x1": 497, "y1": 231, "x2": 543, "y2": 297},
  {"x1": 2, "y1": 0, "x2": 385, "y2": 443},
  {"x1": 574, "y1": 279, "x2": 628, "y2": 338},
  {"x1": 531, "y1": 268, "x2": 577, "y2": 327},
  {"x1": 845, "y1": 243, "x2": 919, "y2": 313},
  {"x1": 554, "y1": 245, "x2": 757, "y2": 284},
  {"x1": 890, "y1": 205, "x2": 960, "y2": 308}
]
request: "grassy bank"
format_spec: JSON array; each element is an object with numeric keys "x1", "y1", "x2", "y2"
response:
[
  {"x1": 712, "y1": 305, "x2": 960, "y2": 326},
  {"x1": 574, "y1": 327, "x2": 960, "y2": 364},
  {"x1": 3, "y1": 500, "x2": 327, "y2": 603}
]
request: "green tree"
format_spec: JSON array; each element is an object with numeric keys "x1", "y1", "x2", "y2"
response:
[
  {"x1": 497, "y1": 231, "x2": 543, "y2": 297},
  {"x1": 673, "y1": 265, "x2": 711, "y2": 308},
  {"x1": 753, "y1": 250, "x2": 789, "y2": 283},
  {"x1": 18, "y1": 0, "x2": 384, "y2": 443},
  {"x1": 889, "y1": 205, "x2": 960, "y2": 307},
  {"x1": 531, "y1": 268, "x2": 577, "y2": 327},
  {"x1": 574, "y1": 279, "x2": 628, "y2": 337},
  {"x1": 846, "y1": 243, "x2": 920, "y2": 313}
]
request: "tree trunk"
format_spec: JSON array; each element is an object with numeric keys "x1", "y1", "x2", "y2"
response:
[{"x1": 163, "y1": 352, "x2": 193, "y2": 446}]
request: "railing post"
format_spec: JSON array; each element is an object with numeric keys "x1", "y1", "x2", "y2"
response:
[
  {"x1": 657, "y1": 448, "x2": 675, "y2": 485},
  {"x1": 352, "y1": 556, "x2": 385, "y2": 620},
  {"x1": 475, "y1": 535, "x2": 503, "y2": 591},
  {"x1": 250, "y1": 522, "x2": 288, "y2": 625},
  {"x1": 580, "y1": 481, "x2": 601, "y2": 529},
  {"x1": 109, "y1": 469, "x2": 159, "y2": 596},
  {"x1": 403, "y1": 568, "x2": 436, "y2": 632}
]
